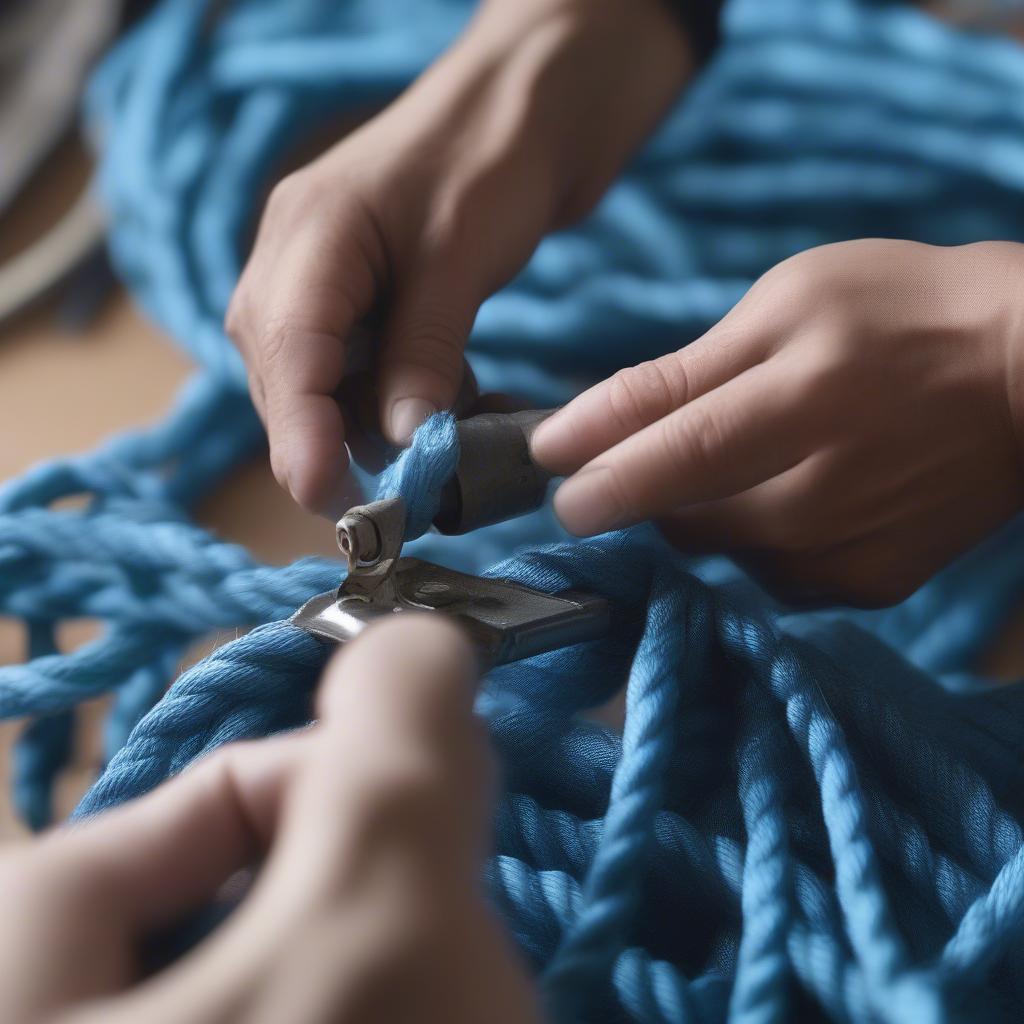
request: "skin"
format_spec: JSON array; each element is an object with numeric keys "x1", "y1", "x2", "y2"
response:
[
  {"x1": 0, "y1": 617, "x2": 540, "y2": 1024},
  {"x1": 227, "y1": 0, "x2": 1024, "y2": 610},
  {"x1": 5, "y1": 6, "x2": 688, "y2": 1017},
  {"x1": 533, "y1": 239, "x2": 1024, "y2": 607},
  {"x1": 148, "y1": 6, "x2": 1024, "y2": 1018},
  {"x1": 226, "y1": 0, "x2": 693, "y2": 516}
]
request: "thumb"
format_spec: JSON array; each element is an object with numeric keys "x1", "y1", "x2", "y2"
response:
[{"x1": 378, "y1": 264, "x2": 481, "y2": 444}]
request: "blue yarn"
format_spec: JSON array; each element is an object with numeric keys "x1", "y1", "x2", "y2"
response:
[
  {"x1": 12, "y1": 621, "x2": 73, "y2": 831},
  {"x1": 376, "y1": 412, "x2": 460, "y2": 539},
  {"x1": 75, "y1": 622, "x2": 328, "y2": 817},
  {"x1": 2, "y1": 0, "x2": 1024, "y2": 1019}
]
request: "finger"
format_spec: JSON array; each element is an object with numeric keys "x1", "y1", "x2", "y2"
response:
[
  {"x1": 254, "y1": 295, "x2": 352, "y2": 515},
  {"x1": 103, "y1": 618, "x2": 487, "y2": 1022},
  {"x1": 656, "y1": 461, "x2": 811, "y2": 554},
  {"x1": 377, "y1": 263, "x2": 481, "y2": 444},
  {"x1": 551, "y1": 360, "x2": 810, "y2": 535},
  {"x1": 275, "y1": 615, "x2": 487, "y2": 880},
  {"x1": 228, "y1": 228, "x2": 379, "y2": 516},
  {"x1": 316, "y1": 613, "x2": 479, "y2": 736},
  {"x1": 531, "y1": 318, "x2": 768, "y2": 475},
  {"x1": 0, "y1": 738, "x2": 305, "y2": 1023},
  {"x1": 341, "y1": 356, "x2": 481, "y2": 474},
  {"x1": 49, "y1": 735, "x2": 303, "y2": 932}
]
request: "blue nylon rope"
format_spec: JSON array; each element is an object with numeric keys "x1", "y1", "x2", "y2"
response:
[{"x1": 3, "y1": 0, "x2": 1024, "y2": 1019}]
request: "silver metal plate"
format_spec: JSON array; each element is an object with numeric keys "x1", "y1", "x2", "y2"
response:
[{"x1": 291, "y1": 556, "x2": 608, "y2": 666}]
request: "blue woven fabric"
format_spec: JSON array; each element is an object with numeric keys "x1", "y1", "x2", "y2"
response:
[{"x1": 1, "y1": 0, "x2": 1024, "y2": 1019}]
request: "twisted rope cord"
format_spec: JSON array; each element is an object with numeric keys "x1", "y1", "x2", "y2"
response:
[
  {"x1": 63, "y1": 495, "x2": 1024, "y2": 1023},
  {"x1": 3, "y1": 0, "x2": 1024, "y2": 1019}
]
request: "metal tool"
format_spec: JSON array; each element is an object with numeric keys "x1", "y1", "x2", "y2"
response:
[
  {"x1": 291, "y1": 410, "x2": 609, "y2": 666},
  {"x1": 336, "y1": 398, "x2": 557, "y2": 534},
  {"x1": 435, "y1": 409, "x2": 553, "y2": 534}
]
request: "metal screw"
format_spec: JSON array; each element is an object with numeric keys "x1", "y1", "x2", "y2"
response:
[{"x1": 336, "y1": 513, "x2": 382, "y2": 568}]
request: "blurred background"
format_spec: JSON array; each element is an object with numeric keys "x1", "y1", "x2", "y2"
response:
[{"x1": 0, "y1": 0, "x2": 338, "y2": 835}]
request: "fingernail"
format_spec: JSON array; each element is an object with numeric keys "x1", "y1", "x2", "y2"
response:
[
  {"x1": 553, "y1": 466, "x2": 629, "y2": 536},
  {"x1": 390, "y1": 397, "x2": 437, "y2": 444},
  {"x1": 529, "y1": 411, "x2": 557, "y2": 451},
  {"x1": 529, "y1": 408, "x2": 570, "y2": 470}
]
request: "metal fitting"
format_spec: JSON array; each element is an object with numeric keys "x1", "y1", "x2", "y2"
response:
[
  {"x1": 334, "y1": 497, "x2": 407, "y2": 603},
  {"x1": 290, "y1": 425, "x2": 611, "y2": 664},
  {"x1": 434, "y1": 409, "x2": 554, "y2": 534},
  {"x1": 336, "y1": 510, "x2": 381, "y2": 568}
]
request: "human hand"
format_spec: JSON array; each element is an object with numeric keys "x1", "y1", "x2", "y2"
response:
[
  {"x1": 0, "y1": 617, "x2": 539, "y2": 1024},
  {"x1": 226, "y1": 0, "x2": 691, "y2": 516},
  {"x1": 532, "y1": 239, "x2": 1024, "y2": 607}
]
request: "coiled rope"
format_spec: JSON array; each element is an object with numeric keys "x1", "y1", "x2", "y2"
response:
[{"x1": 4, "y1": 0, "x2": 1024, "y2": 1019}]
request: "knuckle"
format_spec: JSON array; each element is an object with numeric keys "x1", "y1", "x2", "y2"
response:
[
  {"x1": 660, "y1": 403, "x2": 723, "y2": 482},
  {"x1": 257, "y1": 312, "x2": 306, "y2": 373},
  {"x1": 265, "y1": 170, "x2": 310, "y2": 222},
  {"x1": 607, "y1": 358, "x2": 689, "y2": 435},
  {"x1": 798, "y1": 344, "x2": 847, "y2": 392},
  {"x1": 207, "y1": 738, "x2": 262, "y2": 778},
  {"x1": 749, "y1": 248, "x2": 840, "y2": 333},
  {"x1": 409, "y1": 308, "x2": 467, "y2": 356},
  {"x1": 766, "y1": 257, "x2": 822, "y2": 306},
  {"x1": 606, "y1": 369, "x2": 651, "y2": 436},
  {"x1": 595, "y1": 460, "x2": 636, "y2": 525},
  {"x1": 392, "y1": 307, "x2": 471, "y2": 384}
]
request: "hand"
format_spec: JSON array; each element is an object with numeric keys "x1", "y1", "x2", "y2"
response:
[
  {"x1": 0, "y1": 617, "x2": 540, "y2": 1024},
  {"x1": 226, "y1": 0, "x2": 691, "y2": 516},
  {"x1": 532, "y1": 239, "x2": 1024, "y2": 607}
]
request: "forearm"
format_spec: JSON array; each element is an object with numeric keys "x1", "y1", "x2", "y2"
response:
[{"x1": 408, "y1": 0, "x2": 699, "y2": 225}]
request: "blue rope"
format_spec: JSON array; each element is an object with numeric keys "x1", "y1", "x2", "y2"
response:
[{"x1": 3, "y1": 0, "x2": 1024, "y2": 1019}]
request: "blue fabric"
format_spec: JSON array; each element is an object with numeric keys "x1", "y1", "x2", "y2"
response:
[{"x1": 1, "y1": 0, "x2": 1024, "y2": 1019}]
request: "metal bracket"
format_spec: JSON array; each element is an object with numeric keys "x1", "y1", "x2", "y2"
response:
[
  {"x1": 291, "y1": 495, "x2": 609, "y2": 666},
  {"x1": 291, "y1": 558, "x2": 608, "y2": 666}
]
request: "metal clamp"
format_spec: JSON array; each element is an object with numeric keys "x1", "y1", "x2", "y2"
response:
[{"x1": 291, "y1": 491, "x2": 608, "y2": 667}]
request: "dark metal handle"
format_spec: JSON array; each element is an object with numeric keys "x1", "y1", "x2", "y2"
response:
[{"x1": 434, "y1": 409, "x2": 554, "y2": 534}]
